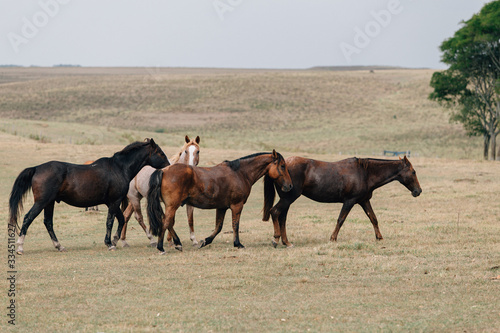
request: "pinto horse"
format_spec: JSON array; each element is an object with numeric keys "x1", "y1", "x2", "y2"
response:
[
  {"x1": 117, "y1": 135, "x2": 201, "y2": 247},
  {"x1": 8, "y1": 139, "x2": 169, "y2": 254},
  {"x1": 147, "y1": 150, "x2": 293, "y2": 254},
  {"x1": 263, "y1": 156, "x2": 422, "y2": 247}
]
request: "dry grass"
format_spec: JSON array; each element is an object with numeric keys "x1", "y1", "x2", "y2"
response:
[
  {"x1": 0, "y1": 67, "x2": 482, "y2": 158},
  {"x1": 1, "y1": 68, "x2": 499, "y2": 332}
]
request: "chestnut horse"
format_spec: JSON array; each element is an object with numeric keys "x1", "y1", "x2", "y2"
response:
[
  {"x1": 117, "y1": 135, "x2": 201, "y2": 247},
  {"x1": 8, "y1": 139, "x2": 169, "y2": 254},
  {"x1": 263, "y1": 156, "x2": 422, "y2": 247},
  {"x1": 147, "y1": 150, "x2": 293, "y2": 254}
]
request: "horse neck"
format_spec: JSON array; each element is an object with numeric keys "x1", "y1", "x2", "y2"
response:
[
  {"x1": 363, "y1": 159, "x2": 402, "y2": 190},
  {"x1": 114, "y1": 148, "x2": 150, "y2": 181},
  {"x1": 236, "y1": 154, "x2": 273, "y2": 185}
]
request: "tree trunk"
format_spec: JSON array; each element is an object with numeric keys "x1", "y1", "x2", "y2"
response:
[
  {"x1": 484, "y1": 134, "x2": 490, "y2": 160},
  {"x1": 492, "y1": 133, "x2": 497, "y2": 160}
]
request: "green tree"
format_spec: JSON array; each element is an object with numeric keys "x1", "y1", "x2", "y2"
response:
[{"x1": 429, "y1": 1, "x2": 500, "y2": 160}]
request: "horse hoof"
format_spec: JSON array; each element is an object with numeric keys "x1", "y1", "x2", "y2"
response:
[
  {"x1": 58, "y1": 246, "x2": 67, "y2": 252},
  {"x1": 16, "y1": 250, "x2": 23, "y2": 255},
  {"x1": 198, "y1": 240, "x2": 206, "y2": 249},
  {"x1": 192, "y1": 241, "x2": 199, "y2": 246},
  {"x1": 158, "y1": 251, "x2": 166, "y2": 255},
  {"x1": 272, "y1": 239, "x2": 278, "y2": 248},
  {"x1": 149, "y1": 242, "x2": 157, "y2": 247},
  {"x1": 108, "y1": 246, "x2": 116, "y2": 251},
  {"x1": 286, "y1": 243, "x2": 294, "y2": 249},
  {"x1": 122, "y1": 242, "x2": 130, "y2": 248},
  {"x1": 236, "y1": 244, "x2": 245, "y2": 249},
  {"x1": 175, "y1": 245, "x2": 183, "y2": 252}
]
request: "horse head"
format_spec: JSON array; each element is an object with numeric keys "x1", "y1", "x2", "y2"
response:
[
  {"x1": 397, "y1": 156, "x2": 422, "y2": 197},
  {"x1": 178, "y1": 135, "x2": 201, "y2": 166},
  {"x1": 145, "y1": 138, "x2": 170, "y2": 169},
  {"x1": 268, "y1": 150, "x2": 293, "y2": 192}
]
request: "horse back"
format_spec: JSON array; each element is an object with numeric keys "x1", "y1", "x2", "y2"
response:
[
  {"x1": 32, "y1": 160, "x2": 124, "y2": 207},
  {"x1": 290, "y1": 157, "x2": 368, "y2": 203}
]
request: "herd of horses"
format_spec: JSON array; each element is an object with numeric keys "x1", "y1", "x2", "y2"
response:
[{"x1": 8, "y1": 136, "x2": 422, "y2": 255}]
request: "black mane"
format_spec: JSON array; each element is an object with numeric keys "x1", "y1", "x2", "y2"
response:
[{"x1": 225, "y1": 152, "x2": 281, "y2": 171}]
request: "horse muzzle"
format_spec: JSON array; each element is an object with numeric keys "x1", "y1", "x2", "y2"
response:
[
  {"x1": 281, "y1": 184, "x2": 293, "y2": 192},
  {"x1": 412, "y1": 188, "x2": 422, "y2": 197}
]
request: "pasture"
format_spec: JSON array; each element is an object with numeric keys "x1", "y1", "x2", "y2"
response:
[{"x1": 1, "y1": 67, "x2": 499, "y2": 332}]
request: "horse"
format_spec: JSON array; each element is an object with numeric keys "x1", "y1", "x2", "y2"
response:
[
  {"x1": 262, "y1": 156, "x2": 422, "y2": 247},
  {"x1": 147, "y1": 150, "x2": 293, "y2": 254},
  {"x1": 8, "y1": 139, "x2": 169, "y2": 254},
  {"x1": 117, "y1": 135, "x2": 201, "y2": 247},
  {"x1": 83, "y1": 160, "x2": 99, "y2": 211}
]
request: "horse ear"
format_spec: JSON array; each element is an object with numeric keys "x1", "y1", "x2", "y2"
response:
[
  {"x1": 195, "y1": 136, "x2": 200, "y2": 144},
  {"x1": 403, "y1": 155, "x2": 409, "y2": 165},
  {"x1": 185, "y1": 135, "x2": 190, "y2": 143},
  {"x1": 149, "y1": 138, "x2": 156, "y2": 146},
  {"x1": 272, "y1": 149, "x2": 278, "y2": 161}
]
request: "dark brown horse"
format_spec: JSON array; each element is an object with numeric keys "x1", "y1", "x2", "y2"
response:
[
  {"x1": 263, "y1": 156, "x2": 422, "y2": 247},
  {"x1": 8, "y1": 139, "x2": 169, "y2": 254},
  {"x1": 147, "y1": 150, "x2": 293, "y2": 254}
]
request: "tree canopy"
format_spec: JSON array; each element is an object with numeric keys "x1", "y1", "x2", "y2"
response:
[{"x1": 429, "y1": 0, "x2": 500, "y2": 160}]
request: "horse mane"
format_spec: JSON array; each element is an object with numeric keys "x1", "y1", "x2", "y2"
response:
[
  {"x1": 356, "y1": 157, "x2": 402, "y2": 170},
  {"x1": 114, "y1": 141, "x2": 148, "y2": 158},
  {"x1": 225, "y1": 152, "x2": 283, "y2": 171}
]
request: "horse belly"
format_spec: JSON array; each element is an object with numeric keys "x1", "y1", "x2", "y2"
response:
[{"x1": 302, "y1": 188, "x2": 342, "y2": 203}]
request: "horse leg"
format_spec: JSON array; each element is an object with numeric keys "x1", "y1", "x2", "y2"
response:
[
  {"x1": 359, "y1": 200, "x2": 383, "y2": 240},
  {"x1": 278, "y1": 206, "x2": 294, "y2": 248},
  {"x1": 16, "y1": 202, "x2": 45, "y2": 255},
  {"x1": 330, "y1": 201, "x2": 355, "y2": 242},
  {"x1": 42, "y1": 201, "x2": 65, "y2": 252},
  {"x1": 186, "y1": 204, "x2": 198, "y2": 246},
  {"x1": 157, "y1": 206, "x2": 182, "y2": 254},
  {"x1": 230, "y1": 203, "x2": 245, "y2": 249},
  {"x1": 134, "y1": 203, "x2": 156, "y2": 247},
  {"x1": 119, "y1": 202, "x2": 134, "y2": 247},
  {"x1": 199, "y1": 208, "x2": 226, "y2": 249},
  {"x1": 105, "y1": 208, "x2": 117, "y2": 250},
  {"x1": 270, "y1": 199, "x2": 294, "y2": 248}
]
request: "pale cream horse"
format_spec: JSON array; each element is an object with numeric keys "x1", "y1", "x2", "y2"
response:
[{"x1": 116, "y1": 135, "x2": 200, "y2": 247}]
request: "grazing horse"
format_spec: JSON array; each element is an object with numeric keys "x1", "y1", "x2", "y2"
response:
[
  {"x1": 8, "y1": 139, "x2": 169, "y2": 254},
  {"x1": 263, "y1": 156, "x2": 422, "y2": 247},
  {"x1": 147, "y1": 150, "x2": 293, "y2": 254},
  {"x1": 117, "y1": 135, "x2": 201, "y2": 247}
]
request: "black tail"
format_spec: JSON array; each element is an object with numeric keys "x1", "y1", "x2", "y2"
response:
[
  {"x1": 9, "y1": 167, "x2": 36, "y2": 233},
  {"x1": 147, "y1": 169, "x2": 165, "y2": 237},
  {"x1": 262, "y1": 175, "x2": 276, "y2": 221},
  {"x1": 120, "y1": 195, "x2": 129, "y2": 212}
]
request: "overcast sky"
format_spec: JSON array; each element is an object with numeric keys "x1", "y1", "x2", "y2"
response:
[{"x1": 0, "y1": 0, "x2": 490, "y2": 69}]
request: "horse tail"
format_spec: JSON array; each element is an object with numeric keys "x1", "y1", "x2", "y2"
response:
[
  {"x1": 262, "y1": 175, "x2": 276, "y2": 221},
  {"x1": 120, "y1": 195, "x2": 129, "y2": 212},
  {"x1": 147, "y1": 169, "x2": 164, "y2": 237},
  {"x1": 9, "y1": 167, "x2": 36, "y2": 233}
]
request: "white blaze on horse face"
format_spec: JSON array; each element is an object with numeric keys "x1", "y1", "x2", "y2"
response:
[{"x1": 188, "y1": 145, "x2": 198, "y2": 166}]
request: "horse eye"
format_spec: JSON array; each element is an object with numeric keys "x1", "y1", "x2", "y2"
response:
[
  {"x1": 281, "y1": 165, "x2": 285, "y2": 170},
  {"x1": 197, "y1": 151, "x2": 200, "y2": 154},
  {"x1": 185, "y1": 150, "x2": 188, "y2": 154},
  {"x1": 412, "y1": 171, "x2": 416, "y2": 175}
]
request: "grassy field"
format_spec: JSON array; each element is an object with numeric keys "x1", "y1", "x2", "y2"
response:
[{"x1": 1, "y1": 68, "x2": 499, "y2": 332}]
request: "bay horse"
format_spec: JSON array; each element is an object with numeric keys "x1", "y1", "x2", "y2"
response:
[
  {"x1": 8, "y1": 139, "x2": 169, "y2": 254},
  {"x1": 117, "y1": 135, "x2": 201, "y2": 247},
  {"x1": 262, "y1": 156, "x2": 422, "y2": 247},
  {"x1": 147, "y1": 150, "x2": 293, "y2": 254}
]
